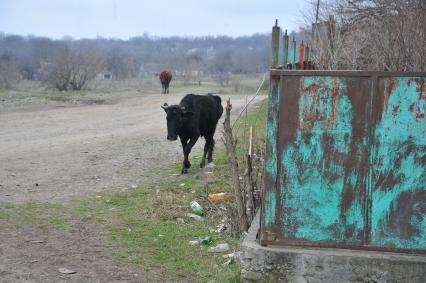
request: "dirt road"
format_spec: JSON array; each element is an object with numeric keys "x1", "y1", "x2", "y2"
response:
[{"x1": 0, "y1": 92, "x2": 263, "y2": 205}]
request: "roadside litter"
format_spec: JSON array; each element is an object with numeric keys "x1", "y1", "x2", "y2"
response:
[
  {"x1": 216, "y1": 219, "x2": 227, "y2": 233},
  {"x1": 186, "y1": 213, "x2": 204, "y2": 221},
  {"x1": 176, "y1": 217, "x2": 185, "y2": 224},
  {"x1": 204, "y1": 162, "x2": 216, "y2": 173},
  {"x1": 208, "y1": 192, "x2": 231, "y2": 201},
  {"x1": 208, "y1": 243, "x2": 230, "y2": 253},
  {"x1": 189, "y1": 236, "x2": 212, "y2": 246},
  {"x1": 223, "y1": 252, "x2": 235, "y2": 259},
  {"x1": 58, "y1": 267, "x2": 76, "y2": 274},
  {"x1": 222, "y1": 258, "x2": 234, "y2": 266},
  {"x1": 190, "y1": 201, "x2": 204, "y2": 216}
]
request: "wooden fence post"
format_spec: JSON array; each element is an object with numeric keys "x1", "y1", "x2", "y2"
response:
[{"x1": 223, "y1": 98, "x2": 248, "y2": 232}]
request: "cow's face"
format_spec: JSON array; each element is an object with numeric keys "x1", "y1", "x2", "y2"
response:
[{"x1": 161, "y1": 103, "x2": 193, "y2": 141}]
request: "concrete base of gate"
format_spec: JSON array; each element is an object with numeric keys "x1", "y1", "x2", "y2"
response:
[{"x1": 239, "y1": 213, "x2": 426, "y2": 283}]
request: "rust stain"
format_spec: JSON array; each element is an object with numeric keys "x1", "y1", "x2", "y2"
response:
[
  {"x1": 410, "y1": 80, "x2": 425, "y2": 121},
  {"x1": 415, "y1": 79, "x2": 426, "y2": 100},
  {"x1": 303, "y1": 83, "x2": 320, "y2": 94},
  {"x1": 329, "y1": 78, "x2": 340, "y2": 126},
  {"x1": 301, "y1": 79, "x2": 340, "y2": 130},
  {"x1": 384, "y1": 79, "x2": 399, "y2": 113},
  {"x1": 300, "y1": 109, "x2": 323, "y2": 130},
  {"x1": 392, "y1": 105, "x2": 400, "y2": 116},
  {"x1": 301, "y1": 82, "x2": 322, "y2": 129},
  {"x1": 408, "y1": 102, "x2": 424, "y2": 121}
]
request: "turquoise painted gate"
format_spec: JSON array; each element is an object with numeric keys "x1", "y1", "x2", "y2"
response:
[{"x1": 261, "y1": 70, "x2": 426, "y2": 253}]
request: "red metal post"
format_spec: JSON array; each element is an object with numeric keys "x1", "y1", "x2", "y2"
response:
[
  {"x1": 305, "y1": 45, "x2": 310, "y2": 69},
  {"x1": 299, "y1": 41, "x2": 305, "y2": 70}
]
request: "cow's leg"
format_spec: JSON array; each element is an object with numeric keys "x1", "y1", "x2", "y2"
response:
[
  {"x1": 207, "y1": 138, "x2": 215, "y2": 163},
  {"x1": 180, "y1": 138, "x2": 190, "y2": 172},
  {"x1": 166, "y1": 82, "x2": 169, "y2": 94},
  {"x1": 181, "y1": 135, "x2": 199, "y2": 174},
  {"x1": 200, "y1": 137, "x2": 213, "y2": 168}
]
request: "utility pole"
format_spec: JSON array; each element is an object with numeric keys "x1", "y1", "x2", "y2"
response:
[
  {"x1": 315, "y1": 0, "x2": 320, "y2": 25},
  {"x1": 312, "y1": 0, "x2": 320, "y2": 62}
]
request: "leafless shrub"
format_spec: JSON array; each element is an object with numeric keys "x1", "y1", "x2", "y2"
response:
[
  {"x1": 0, "y1": 52, "x2": 20, "y2": 89},
  {"x1": 40, "y1": 43, "x2": 104, "y2": 91},
  {"x1": 304, "y1": 0, "x2": 426, "y2": 71}
]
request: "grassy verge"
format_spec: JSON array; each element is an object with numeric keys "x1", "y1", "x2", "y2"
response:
[{"x1": 75, "y1": 154, "x2": 240, "y2": 282}]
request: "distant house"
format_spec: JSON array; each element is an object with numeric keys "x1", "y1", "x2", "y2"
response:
[{"x1": 101, "y1": 72, "x2": 112, "y2": 80}]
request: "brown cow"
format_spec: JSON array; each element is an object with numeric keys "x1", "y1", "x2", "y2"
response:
[{"x1": 159, "y1": 69, "x2": 172, "y2": 94}]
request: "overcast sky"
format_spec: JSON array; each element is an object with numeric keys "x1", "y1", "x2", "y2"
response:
[{"x1": 0, "y1": 0, "x2": 308, "y2": 39}]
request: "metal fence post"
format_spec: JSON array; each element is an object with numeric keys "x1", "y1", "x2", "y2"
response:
[
  {"x1": 271, "y1": 19, "x2": 280, "y2": 68},
  {"x1": 282, "y1": 30, "x2": 289, "y2": 69}
]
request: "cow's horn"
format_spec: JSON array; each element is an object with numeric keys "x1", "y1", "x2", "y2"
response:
[{"x1": 161, "y1": 103, "x2": 169, "y2": 109}]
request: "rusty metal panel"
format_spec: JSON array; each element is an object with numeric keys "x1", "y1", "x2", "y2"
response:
[
  {"x1": 262, "y1": 73, "x2": 281, "y2": 240},
  {"x1": 261, "y1": 71, "x2": 426, "y2": 253},
  {"x1": 272, "y1": 76, "x2": 371, "y2": 245},
  {"x1": 370, "y1": 77, "x2": 426, "y2": 250}
]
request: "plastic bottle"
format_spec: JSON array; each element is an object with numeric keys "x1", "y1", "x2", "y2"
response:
[
  {"x1": 189, "y1": 239, "x2": 201, "y2": 246},
  {"x1": 190, "y1": 201, "x2": 204, "y2": 216},
  {"x1": 189, "y1": 236, "x2": 212, "y2": 246},
  {"x1": 201, "y1": 236, "x2": 212, "y2": 245},
  {"x1": 208, "y1": 192, "x2": 231, "y2": 201}
]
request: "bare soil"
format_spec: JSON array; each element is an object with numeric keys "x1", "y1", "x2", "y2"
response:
[{"x1": 0, "y1": 89, "x2": 264, "y2": 282}]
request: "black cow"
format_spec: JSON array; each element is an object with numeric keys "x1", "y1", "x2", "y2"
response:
[{"x1": 162, "y1": 93, "x2": 223, "y2": 174}]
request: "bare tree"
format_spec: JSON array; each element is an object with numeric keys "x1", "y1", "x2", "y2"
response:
[
  {"x1": 68, "y1": 49, "x2": 104, "y2": 90},
  {"x1": 0, "y1": 52, "x2": 20, "y2": 89},
  {"x1": 41, "y1": 43, "x2": 104, "y2": 91},
  {"x1": 304, "y1": 0, "x2": 426, "y2": 71},
  {"x1": 107, "y1": 46, "x2": 139, "y2": 80},
  {"x1": 211, "y1": 50, "x2": 233, "y2": 86}
]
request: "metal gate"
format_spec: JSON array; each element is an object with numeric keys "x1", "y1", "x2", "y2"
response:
[{"x1": 261, "y1": 70, "x2": 425, "y2": 253}]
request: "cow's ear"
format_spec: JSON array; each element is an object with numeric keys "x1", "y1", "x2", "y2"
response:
[
  {"x1": 161, "y1": 103, "x2": 169, "y2": 111},
  {"x1": 182, "y1": 110, "x2": 194, "y2": 117}
]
